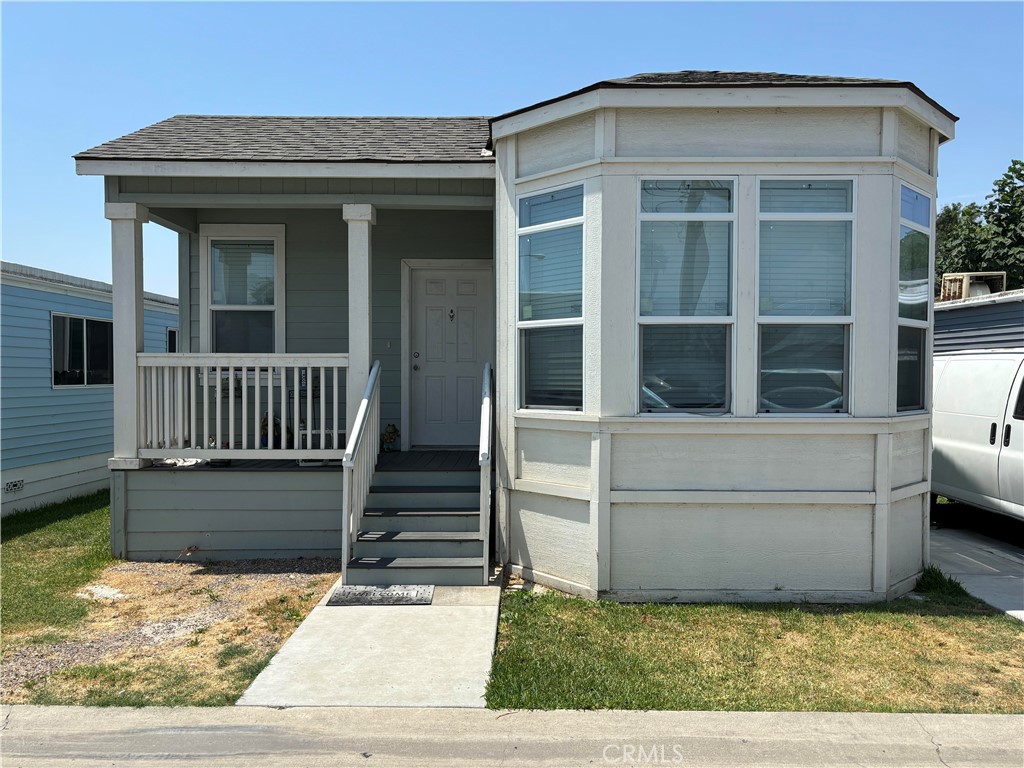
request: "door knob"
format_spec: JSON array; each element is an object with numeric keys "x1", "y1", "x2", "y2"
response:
[{"x1": 413, "y1": 364, "x2": 419, "y2": 371}]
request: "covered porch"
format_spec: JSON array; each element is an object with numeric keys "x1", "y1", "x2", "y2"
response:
[{"x1": 102, "y1": 194, "x2": 494, "y2": 466}]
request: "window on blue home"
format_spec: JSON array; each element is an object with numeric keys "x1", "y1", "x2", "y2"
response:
[
  {"x1": 757, "y1": 179, "x2": 853, "y2": 413},
  {"x1": 638, "y1": 179, "x2": 735, "y2": 413},
  {"x1": 897, "y1": 184, "x2": 932, "y2": 411},
  {"x1": 166, "y1": 327, "x2": 178, "y2": 353},
  {"x1": 52, "y1": 314, "x2": 113, "y2": 386},
  {"x1": 518, "y1": 185, "x2": 584, "y2": 410}
]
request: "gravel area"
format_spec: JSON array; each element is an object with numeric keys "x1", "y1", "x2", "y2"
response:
[{"x1": 1, "y1": 557, "x2": 341, "y2": 700}]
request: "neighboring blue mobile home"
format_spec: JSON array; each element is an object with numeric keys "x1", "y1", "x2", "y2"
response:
[{"x1": 1, "y1": 261, "x2": 178, "y2": 516}]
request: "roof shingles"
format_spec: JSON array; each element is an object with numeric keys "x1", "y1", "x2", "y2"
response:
[
  {"x1": 75, "y1": 71, "x2": 953, "y2": 164},
  {"x1": 75, "y1": 116, "x2": 492, "y2": 163}
]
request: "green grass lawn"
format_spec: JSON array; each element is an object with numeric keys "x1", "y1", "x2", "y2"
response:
[
  {"x1": 1, "y1": 491, "x2": 112, "y2": 643},
  {"x1": 487, "y1": 573, "x2": 1024, "y2": 713}
]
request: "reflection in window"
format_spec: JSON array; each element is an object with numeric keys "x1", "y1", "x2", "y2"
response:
[
  {"x1": 640, "y1": 221, "x2": 731, "y2": 316},
  {"x1": 641, "y1": 326, "x2": 728, "y2": 412},
  {"x1": 897, "y1": 326, "x2": 926, "y2": 411},
  {"x1": 759, "y1": 325, "x2": 846, "y2": 412},
  {"x1": 518, "y1": 185, "x2": 585, "y2": 410}
]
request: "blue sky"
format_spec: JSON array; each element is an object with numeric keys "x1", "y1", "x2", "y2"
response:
[{"x1": 3, "y1": 1, "x2": 1021, "y2": 297}]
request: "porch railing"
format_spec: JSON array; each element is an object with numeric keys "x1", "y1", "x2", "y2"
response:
[
  {"x1": 478, "y1": 362, "x2": 494, "y2": 586},
  {"x1": 341, "y1": 359, "x2": 382, "y2": 582},
  {"x1": 135, "y1": 353, "x2": 349, "y2": 460}
]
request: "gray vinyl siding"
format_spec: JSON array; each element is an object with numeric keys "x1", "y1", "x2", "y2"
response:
[
  {"x1": 934, "y1": 296, "x2": 1024, "y2": 353},
  {"x1": 372, "y1": 209, "x2": 494, "y2": 427},
  {"x1": 119, "y1": 468, "x2": 344, "y2": 560},
  {"x1": 189, "y1": 207, "x2": 493, "y2": 435},
  {"x1": 0, "y1": 281, "x2": 178, "y2": 471}
]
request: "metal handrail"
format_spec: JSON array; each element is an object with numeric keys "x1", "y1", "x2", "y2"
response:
[{"x1": 478, "y1": 362, "x2": 493, "y2": 585}]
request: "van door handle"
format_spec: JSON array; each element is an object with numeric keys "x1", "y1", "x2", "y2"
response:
[
  {"x1": 990, "y1": 423, "x2": 998, "y2": 445},
  {"x1": 1004, "y1": 424, "x2": 1012, "y2": 447}
]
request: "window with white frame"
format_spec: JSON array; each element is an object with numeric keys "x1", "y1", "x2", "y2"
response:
[
  {"x1": 757, "y1": 179, "x2": 853, "y2": 413},
  {"x1": 518, "y1": 185, "x2": 584, "y2": 409},
  {"x1": 897, "y1": 184, "x2": 931, "y2": 411},
  {"x1": 200, "y1": 225, "x2": 285, "y2": 353},
  {"x1": 52, "y1": 314, "x2": 113, "y2": 387},
  {"x1": 638, "y1": 179, "x2": 735, "y2": 412},
  {"x1": 166, "y1": 327, "x2": 178, "y2": 353}
]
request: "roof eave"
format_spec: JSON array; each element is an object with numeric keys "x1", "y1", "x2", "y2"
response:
[
  {"x1": 488, "y1": 82, "x2": 957, "y2": 145},
  {"x1": 74, "y1": 158, "x2": 497, "y2": 179}
]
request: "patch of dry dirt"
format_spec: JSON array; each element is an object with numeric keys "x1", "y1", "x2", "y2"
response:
[{"x1": 1, "y1": 557, "x2": 340, "y2": 703}]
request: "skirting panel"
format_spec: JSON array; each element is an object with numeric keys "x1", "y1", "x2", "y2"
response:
[
  {"x1": 509, "y1": 490, "x2": 595, "y2": 592},
  {"x1": 610, "y1": 503, "x2": 873, "y2": 592}
]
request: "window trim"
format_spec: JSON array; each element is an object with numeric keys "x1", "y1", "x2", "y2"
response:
[
  {"x1": 635, "y1": 176, "x2": 738, "y2": 415},
  {"x1": 198, "y1": 224, "x2": 286, "y2": 354},
  {"x1": 755, "y1": 176, "x2": 856, "y2": 415},
  {"x1": 515, "y1": 181, "x2": 586, "y2": 412},
  {"x1": 50, "y1": 312, "x2": 114, "y2": 389}
]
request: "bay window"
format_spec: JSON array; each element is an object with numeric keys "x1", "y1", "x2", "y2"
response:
[
  {"x1": 897, "y1": 184, "x2": 931, "y2": 411},
  {"x1": 518, "y1": 185, "x2": 584, "y2": 409},
  {"x1": 757, "y1": 180, "x2": 853, "y2": 413},
  {"x1": 638, "y1": 179, "x2": 735, "y2": 413}
]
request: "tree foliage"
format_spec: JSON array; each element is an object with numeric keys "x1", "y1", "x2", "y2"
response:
[{"x1": 936, "y1": 160, "x2": 1024, "y2": 290}]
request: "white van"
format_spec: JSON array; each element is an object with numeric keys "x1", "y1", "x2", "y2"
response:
[{"x1": 932, "y1": 350, "x2": 1024, "y2": 520}]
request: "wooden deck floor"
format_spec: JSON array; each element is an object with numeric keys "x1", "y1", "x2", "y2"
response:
[
  {"x1": 143, "y1": 450, "x2": 477, "y2": 473},
  {"x1": 376, "y1": 450, "x2": 478, "y2": 472}
]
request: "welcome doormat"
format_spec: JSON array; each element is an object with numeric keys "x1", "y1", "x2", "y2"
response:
[{"x1": 326, "y1": 584, "x2": 434, "y2": 606}]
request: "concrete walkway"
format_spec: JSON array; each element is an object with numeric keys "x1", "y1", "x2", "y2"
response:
[
  {"x1": 237, "y1": 585, "x2": 500, "y2": 708},
  {"x1": 931, "y1": 526, "x2": 1024, "y2": 621},
  {"x1": 3, "y1": 705, "x2": 1021, "y2": 767}
]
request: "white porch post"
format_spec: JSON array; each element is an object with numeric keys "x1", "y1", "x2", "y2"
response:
[
  {"x1": 106, "y1": 202, "x2": 149, "y2": 469},
  {"x1": 343, "y1": 204, "x2": 376, "y2": 436}
]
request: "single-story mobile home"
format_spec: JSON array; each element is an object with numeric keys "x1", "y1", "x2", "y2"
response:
[
  {"x1": 74, "y1": 70, "x2": 957, "y2": 601},
  {"x1": 1, "y1": 261, "x2": 178, "y2": 516}
]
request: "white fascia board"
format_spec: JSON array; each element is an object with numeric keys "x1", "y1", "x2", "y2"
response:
[
  {"x1": 76, "y1": 159, "x2": 496, "y2": 179},
  {"x1": 491, "y1": 87, "x2": 956, "y2": 141}
]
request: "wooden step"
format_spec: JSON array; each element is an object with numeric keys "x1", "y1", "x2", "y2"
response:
[
  {"x1": 370, "y1": 470, "x2": 479, "y2": 487},
  {"x1": 361, "y1": 507, "x2": 480, "y2": 532},
  {"x1": 353, "y1": 530, "x2": 483, "y2": 558},
  {"x1": 345, "y1": 556, "x2": 485, "y2": 587},
  {"x1": 367, "y1": 485, "x2": 478, "y2": 508}
]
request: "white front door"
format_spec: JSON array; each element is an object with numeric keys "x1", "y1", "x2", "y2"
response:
[{"x1": 409, "y1": 266, "x2": 494, "y2": 447}]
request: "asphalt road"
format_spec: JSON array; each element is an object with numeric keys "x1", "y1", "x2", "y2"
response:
[{"x1": 3, "y1": 705, "x2": 1023, "y2": 768}]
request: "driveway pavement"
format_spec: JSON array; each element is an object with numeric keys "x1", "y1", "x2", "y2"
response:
[{"x1": 930, "y1": 525, "x2": 1024, "y2": 621}]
